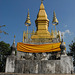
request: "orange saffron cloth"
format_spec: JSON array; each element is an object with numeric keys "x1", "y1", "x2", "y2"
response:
[{"x1": 17, "y1": 42, "x2": 62, "y2": 53}]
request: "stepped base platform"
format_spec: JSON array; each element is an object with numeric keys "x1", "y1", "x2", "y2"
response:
[{"x1": 5, "y1": 55, "x2": 74, "y2": 74}]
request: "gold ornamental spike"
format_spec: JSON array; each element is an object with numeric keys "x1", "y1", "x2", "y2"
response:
[
  {"x1": 41, "y1": 0, "x2": 44, "y2": 3},
  {"x1": 32, "y1": 26, "x2": 35, "y2": 34},
  {"x1": 14, "y1": 35, "x2": 16, "y2": 38},
  {"x1": 25, "y1": 9, "x2": 31, "y2": 26},
  {"x1": 51, "y1": 27, "x2": 54, "y2": 36},
  {"x1": 52, "y1": 11, "x2": 58, "y2": 25}
]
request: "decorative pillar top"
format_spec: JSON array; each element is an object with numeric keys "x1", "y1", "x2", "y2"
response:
[{"x1": 41, "y1": 0, "x2": 44, "y2": 3}]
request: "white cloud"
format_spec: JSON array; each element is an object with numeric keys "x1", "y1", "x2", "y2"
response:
[
  {"x1": 64, "y1": 25, "x2": 67, "y2": 28},
  {"x1": 60, "y1": 30, "x2": 71, "y2": 38},
  {"x1": 63, "y1": 30, "x2": 71, "y2": 34}
]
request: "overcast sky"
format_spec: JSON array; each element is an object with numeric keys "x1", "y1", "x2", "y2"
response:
[{"x1": 0, "y1": 0, "x2": 75, "y2": 51}]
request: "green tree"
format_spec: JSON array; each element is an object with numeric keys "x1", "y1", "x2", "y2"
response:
[
  {"x1": 0, "y1": 41, "x2": 11, "y2": 72},
  {"x1": 68, "y1": 40, "x2": 75, "y2": 66},
  {"x1": 0, "y1": 25, "x2": 8, "y2": 38}
]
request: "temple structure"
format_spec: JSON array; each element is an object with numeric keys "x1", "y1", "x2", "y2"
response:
[{"x1": 5, "y1": 1, "x2": 74, "y2": 74}]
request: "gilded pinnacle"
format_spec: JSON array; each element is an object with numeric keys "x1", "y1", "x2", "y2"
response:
[
  {"x1": 41, "y1": 0, "x2": 44, "y2": 3},
  {"x1": 52, "y1": 11, "x2": 58, "y2": 25},
  {"x1": 25, "y1": 9, "x2": 31, "y2": 26},
  {"x1": 14, "y1": 35, "x2": 16, "y2": 38}
]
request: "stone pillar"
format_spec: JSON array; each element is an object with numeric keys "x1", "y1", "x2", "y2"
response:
[
  {"x1": 60, "y1": 56, "x2": 74, "y2": 73},
  {"x1": 60, "y1": 39, "x2": 67, "y2": 56},
  {"x1": 5, "y1": 38, "x2": 16, "y2": 73},
  {"x1": 5, "y1": 55, "x2": 16, "y2": 73}
]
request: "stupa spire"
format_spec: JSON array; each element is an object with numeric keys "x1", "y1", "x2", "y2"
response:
[
  {"x1": 40, "y1": 0, "x2": 45, "y2": 10},
  {"x1": 11, "y1": 35, "x2": 16, "y2": 55},
  {"x1": 25, "y1": 9, "x2": 31, "y2": 26},
  {"x1": 52, "y1": 11, "x2": 58, "y2": 37},
  {"x1": 31, "y1": 1, "x2": 50, "y2": 42},
  {"x1": 52, "y1": 11, "x2": 58, "y2": 26},
  {"x1": 41, "y1": 0, "x2": 44, "y2": 3},
  {"x1": 25, "y1": 9, "x2": 31, "y2": 40},
  {"x1": 36, "y1": 1, "x2": 49, "y2": 22}
]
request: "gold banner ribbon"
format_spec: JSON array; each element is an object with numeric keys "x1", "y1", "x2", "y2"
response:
[{"x1": 17, "y1": 42, "x2": 61, "y2": 53}]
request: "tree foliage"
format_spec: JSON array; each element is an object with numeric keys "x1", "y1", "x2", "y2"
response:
[
  {"x1": 0, "y1": 41, "x2": 11, "y2": 72},
  {"x1": 0, "y1": 25, "x2": 8, "y2": 35},
  {"x1": 68, "y1": 40, "x2": 75, "y2": 66}
]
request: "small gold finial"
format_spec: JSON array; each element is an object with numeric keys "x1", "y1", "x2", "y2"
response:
[
  {"x1": 32, "y1": 25, "x2": 35, "y2": 34},
  {"x1": 41, "y1": 0, "x2": 44, "y2": 3},
  {"x1": 61, "y1": 32, "x2": 63, "y2": 38},
  {"x1": 28, "y1": 8, "x2": 29, "y2": 11},
  {"x1": 25, "y1": 9, "x2": 31, "y2": 27},
  {"x1": 58, "y1": 31, "x2": 61, "y2": 41},
  {"x1": 52, "y1": 11, "x2": 58, "y2": 25},
  {"x1": 61, "y1": 32, "x2": 64, "y2": 42},
  {"x1": 14, "y1": 35, "x2": 16, "y2": 38},
  {"x1": 51, "y1": 26, "x2": 54, "y2": 37}
]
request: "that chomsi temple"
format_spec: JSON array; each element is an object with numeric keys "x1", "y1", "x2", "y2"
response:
[{"x1": 5, "y1": 1, "x2": 74, "y2": 74}]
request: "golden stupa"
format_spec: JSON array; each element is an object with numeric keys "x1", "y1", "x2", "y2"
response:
[
  {"x1": 17, "y1": 1, "x2": 62, "y2": 53},
  {"x1": 30, "y1": 1, "x2": 60, "y2": 43},
  {"x1": 31, "y1": 2, "x2": 51, "y2": 40},
  {"x1": 22, "y1": 1, "x2": 60, "y2": 43}
]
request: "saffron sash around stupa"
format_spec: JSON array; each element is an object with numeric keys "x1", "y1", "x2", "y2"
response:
[{"x1": 17, "y1": 42, "x2": 61, "y2": 53}]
